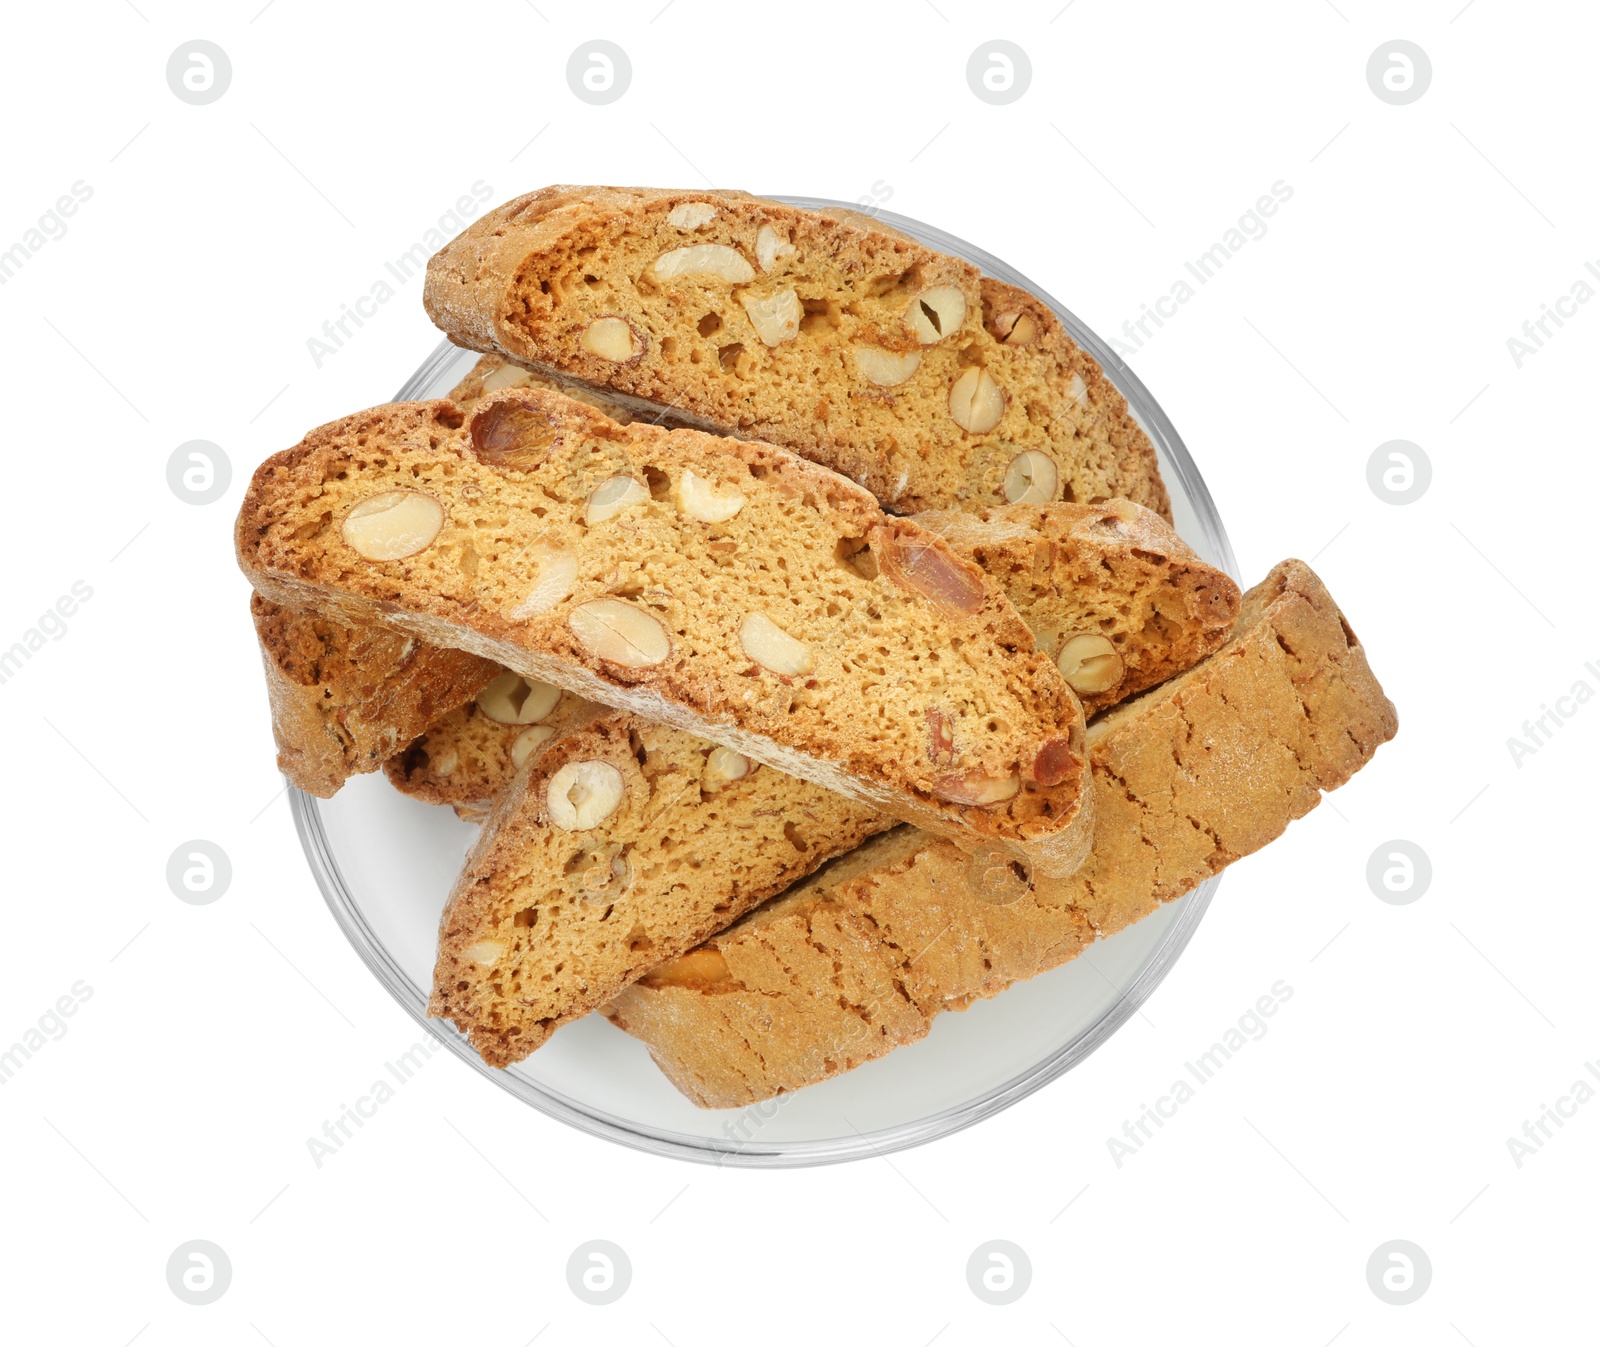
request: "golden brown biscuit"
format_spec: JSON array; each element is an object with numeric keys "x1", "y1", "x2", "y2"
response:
[
  {"x1": 430, "y1": 710, "x2": 892, "y2": 1065},
  {"x1": 423, "y1": 186, "x2": 1169, "y2": 517}
]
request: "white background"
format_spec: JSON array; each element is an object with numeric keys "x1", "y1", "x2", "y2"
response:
[{"x1": 1, "y1": 0, "x2": 1594, "y2": 1341}]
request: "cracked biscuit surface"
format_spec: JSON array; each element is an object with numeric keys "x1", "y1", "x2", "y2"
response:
[
  {"x1": 235, "y1": 387, "x2": 1094, "y2": 875},
  {"x1": 424, "y1": 186, "x2": 1169, "y2": 518},
  {"x1": 602, "y1": 559, "x2": 1398, "y2": 1107}
]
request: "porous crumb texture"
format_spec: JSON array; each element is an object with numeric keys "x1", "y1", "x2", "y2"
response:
[
  {"x1": 249, "y1": 593, "x2": 498, "y2": 797},
  {"x1": 384, "y1": 673, "x2": 596, "y2": 820},
  {"x1": 423, "y1": 186, "x2": 1170, "y2": 518},
  {"x1": 603, "y1": 558, "x2": 1398, "y2": 1107},
  {"x1": 448, "y1": 351, "x2": 636, "y2": 423},
  {"x1": 429, "y1": 711, "x2": 892, "y2": 1066},
  {"x1": 917, "y1": 499, "x2": 1242, "y2": 714},
  {"x1": 235, "y1": 388, "x2": 1093, "y2": 875}
]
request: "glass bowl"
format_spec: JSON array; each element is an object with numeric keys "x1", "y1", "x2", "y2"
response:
[{"x1": 290, "y1": 199, "x2": 1239, "y2": 1167}]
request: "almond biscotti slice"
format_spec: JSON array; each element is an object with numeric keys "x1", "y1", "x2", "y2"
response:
[
  {"x1": 250, "y1": 594, "x2": 498, "y2": 797},
  {"x1": 431, "y1": 710, "x2": 893, "y2": 1065},
  {"x1": 392, "y1": 497, "x2": 1236, "y2": 814},
  {"x1": 423, "y1": 186, "x2": 1169, "y2": 518},
  {"x1": 236, "y1": 388, "x2": 1094, "y2": 875},
  {"x1": 602, "y1": 559, "x2": 1398, "y2": 1107},
  {"x1": 917, "y1": 499, "x2": 1241, "y2": 714},
  {"x1": 384, "y1": 672, "x2": 596, "y2": 821}
]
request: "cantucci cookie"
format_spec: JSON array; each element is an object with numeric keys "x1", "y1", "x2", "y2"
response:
[
  {"x1": 448, "y1": 351, "x2": 636, "y2": 423},
  {"x1": 917, "y1": 499, "x2": 1241, "y2": 714},
  {"x1": 249, "y1": 594, "x2": 498, "y2": 797},
  {"x1": 235, "y1": 388, "x2": 1095, "y2": 875},
  {"x1": 396, "y1": 497, "x2": 1237, "y2": 813},
  {"x1": 602, "y1": 559, "x2": 1398, "y2": 1107},
  {"x1": 385, "y1": 671, "x2": 597, "y2": 821},
  {"x1": 423, "y1": 186, "x2": 1170, "y2": 517},
  {"x1": 430, "y1": 710, "x2": 893, "y2": 1065}
]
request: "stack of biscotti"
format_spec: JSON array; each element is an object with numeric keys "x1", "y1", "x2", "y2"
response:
[
  {"x1": 250, "y1": 188, "x2": 1176, "y2": 804},
  {"x1": 238, "y1": 387, "x2": 1098, "y2": 875},
  {"x1": 238, "y1": 185, "x2": 1396, "y2": 1113},
  {"x1": 404, "y1": 494, "x2": 1247, "y2": 1065},
  {"x1": 235, "y1": 385, "x2": 1103, "y2": 1065},
  {"x1": 602, "y1": 561, "x2": 1398, "y2": 1106}
]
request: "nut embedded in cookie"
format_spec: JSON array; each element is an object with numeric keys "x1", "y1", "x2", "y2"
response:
[
  {"x1": 569, "y1": 599, "x2": 672, "y2": 669},
  {"x1": 546, "y1": 760, "x2": 626, "y2": 831},
  {"x1": 341, "y1": 490, "x2": 444, "y2": 561},
  {"x1": 1057, "y1": 634, "x2": 1123, "y2": 695}
]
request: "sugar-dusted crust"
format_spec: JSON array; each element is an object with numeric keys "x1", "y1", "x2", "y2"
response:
[
  {"x1": 602, "y1": 559, "x2": 1398, "y2": 1107},
  {"x1": 249, "y1": 594, "x2": 497, "y2": 797},
  {"x1": 423, "y1": 186, "x2": 1169, "y2": 518},
  {"x1": 384, "y1": 676, "x2": 596, "y2": 821},
  {"x1": 917, "y1": 499, "x2": 1240, "y2": 714},
  {"x1": 235, "y1": 388, "x2": 1094, "y2": 875},
  {"x1": 430, "y1": 711, "x2": 892, "y2": 1066}
]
